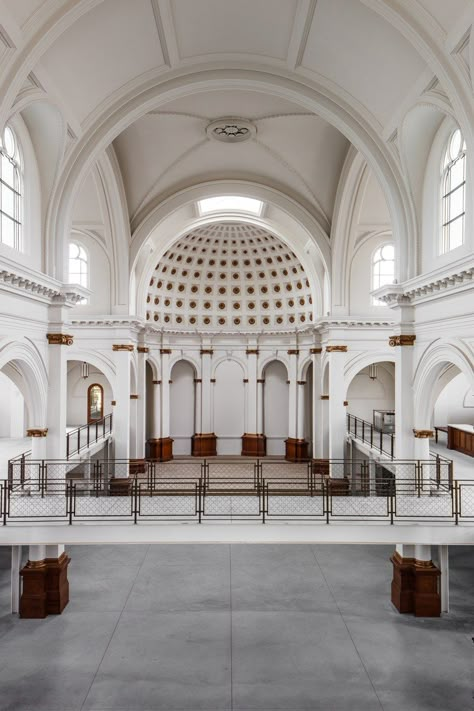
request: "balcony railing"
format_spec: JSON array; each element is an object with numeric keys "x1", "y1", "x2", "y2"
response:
[
  {"x1": 347, "y1": 413, "x2": 395, "y2": 458},
  {"x1": 66, "y1": 414, "x2": 113, "y2": 459}
]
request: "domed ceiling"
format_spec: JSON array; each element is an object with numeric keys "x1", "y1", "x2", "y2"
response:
[{"x1": 146, "y1": 223, "x2": 314, "y2": 332}]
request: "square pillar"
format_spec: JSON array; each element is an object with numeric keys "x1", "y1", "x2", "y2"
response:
[
  {"x1": 327, "y1": 345, "x2": 348, "y2": 464},
  {"x1": 311, "y1": 348, "x2": 323, "y2": 459},
  {"x1": 112, "y1": 344, "x2": 133, "y2": 464},
  {"x1": 390, "y1": 334, "x2": 416, "y2": 460},
  {"x1": 45, "y1": 333, "x2": 73, "y2": 458}
]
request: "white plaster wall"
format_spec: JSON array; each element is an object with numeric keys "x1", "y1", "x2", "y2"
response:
[
  {"x1": 347, "y1": 364, "x2": 395, "y2": 423},
  {"x1": 67, "y1": 363, "x2": 113, "y2": 426},
  {"x1": 170, "y1": 360, "x2": 195, "y2": 455},
  {"x1": 214, "y1": 360, "x2": 245, "y2": 455},
  {"x1": 0, "y1": 372, "x2": 25, "y2": 438},
  {"x1": 263, "y1": 361, "x2": 289, "y2": 455},
  {"x1": 433, "y1": 372, "x2": 474, "y2": 426}
]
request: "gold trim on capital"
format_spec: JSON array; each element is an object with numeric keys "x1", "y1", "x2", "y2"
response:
[
  {"x1": 47, "y1": 333, "x2": 73, "y2": 346},
  {"x1": 246, "y1": 349, "x2": 259, "y2": 355},
  {"x1": 130, "y1": 394, "x2": 139, "y2": 400},
  {"x1": 152, "y1": 380, "x2": 161, "y2": 385},
  {"x1": 200, "y1": 348, "x2": 213, "y2": 355},
  {"x1": 389, "y1": 335, "x2": 416, "y2": 347},
  {"x1": 321, "y1": 395, "x2": 329, "y2": 400},
  {"x1": 287, "y1": 349, "x2": 299, "y2": 355},
  {"x1": 413, "y1": 429, "x2": 434, "y2": 439},
  {"x1": 297, "y1": 381, "x2": 306, "y2": 385},
  {"x1": 326, "y1": 345, "x2": 348, "y2": 353},
  {"x1": 137, "y1": 346, "x2": 149, "y2": 353},
  {"x1": 26, "y1": 428, "x2": 48, "y2": 438},
  {"x1": 111, "y1": 400, "x2": 116, "y2": 406},
  {"x1": 112, "y1": 344, "x2": 134, "y2": 352},
  {"x1": 310, "y1": 348, "x2": 322, "y2": 354},
  {"x1": 160, "y1": 348, "x2": 172, "y2": 354},
  {"x1": 344, "y1": 400, "x2": 349, "y2": 406}
]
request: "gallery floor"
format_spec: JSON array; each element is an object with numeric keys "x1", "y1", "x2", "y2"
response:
[{"x1": 0, "y1": 543, "x2": 472, "y2": 711}]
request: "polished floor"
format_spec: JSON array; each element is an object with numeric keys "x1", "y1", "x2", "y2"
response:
[{"x1": 0, "y1": 544, "x2": 473, "y2": 711}]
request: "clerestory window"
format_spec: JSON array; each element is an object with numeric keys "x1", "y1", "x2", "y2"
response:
[
  {"x1": 372, "y1": 243, "x2": 395, "y2": 304},
  {"x1": 441, "y1": 128, "x2": 466, "y2": 253},
  {"x1": 0, "y1": 125, "x2": 22, "y2": 250}
]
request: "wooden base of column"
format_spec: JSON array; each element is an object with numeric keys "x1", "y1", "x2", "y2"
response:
[
  {"x1": 241, "y1": 433, "x2": 266, "y2": 457},
  {"x1": 147, "y1": 437, "x2": 173, "y2": 461},
  {"x1": 129, "y1": 458, "x2": 146, "y2": 475},
  {"x1": 285, "y1": 438, "x2": 308, "y2": 462},
  {"x1": 191, "y1": 433, "x2": 217, "y2": 457},
  {"x1": 109, "y1": 478, "x2": 133, "y2": 496},
  {"x1": 391, "y1": 553, "x2": 441, "y2": 617},
  {"x1": 45, "y1": 552, "x2": 70, "y2": 614},
  {"x1": 20, "y1": 553, "x2": 71, "y2": 618}
]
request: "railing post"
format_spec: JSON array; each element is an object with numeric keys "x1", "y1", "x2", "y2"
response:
[
  {"x1": 389, "y1": 479, "x2": 395, "y2": 524},
  {"x1": 133, "y1": 478, "x2": 139, "y2": 524},
  {"x1": 362, "y1": 420, "x2": 365, "y2": 443},
  {"x1": 66, "y1": 433, "x2": 70, "y2": 460},
  {"x1": 354, "y1": 417, "x2": 358, "y2": 439},
  {"x1": 68, "y1": 482, "x2": 74, "y2": 525},
  {"x1": 390, "y1": 435, "x2": 394, "y2": 460},
  {"x1": 2, "y1": 483, "x2": 7, "y2": 526},
  {"x1": 454, "y1": 481, "x2": 459, "y2": 525},
  {"x1": 325, "y1": 480, "x2": 330, "y2": 524},
  {"x1": 198, "y1": 478, "x2": 202, "y2": 523}
]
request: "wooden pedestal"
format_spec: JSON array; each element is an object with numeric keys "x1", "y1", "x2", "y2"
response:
[
  {"x1": 391, "y1": 553, "x2": 441, "y2": 617},
  {"x1": 147, "y1": 437, "x2": 173, "y2": 461},
  {"x1": 285, "y1": 438, "x2": 308, "y2": 462},
  {"x1": 109, "y1": 477, "x2": 133, "y2": 496},
  {"x1": 20, "y1": 553, "x2": 71, "y2": 618},
  {"x1": 129, "y1": 458, "x2": 146, "y2": 475},
  {"x1": 192, "y1": 433, "x2": 217, "y2": 457},
  {"x1": 241, "y1": 433, "x2": 266, "y2": 457}
]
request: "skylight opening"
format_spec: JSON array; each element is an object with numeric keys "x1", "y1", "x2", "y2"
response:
[{"x1": 197, "y1": 196, "x2": 263, "y2": 217}]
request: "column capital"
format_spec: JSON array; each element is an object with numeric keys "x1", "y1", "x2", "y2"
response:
[
  {"x1": 243, "y1": 378, "x2": 249, "y2": 383},
  {"x1": 210, "y1": 378, "x2": 216, "y2": 383},
  {"x1": 130, "y1": 394, "x2": 139, "y2": 400},
  {"x1": 112, "y1": 344, "x2": 134, "y2": 351},
  {"x1": 200, "y1": 348, "x2": 213, "y2": 355},
  {"x1": 246, "y1": 348, "x2": 259, "y2": 355},
  {"x1": 287, "y1": 349, "x2": 299, "y2": 355},
  {"x1": 137, "y1": 346, "x2": 149, "y2": 353},
  {"x1": 389, "y1": 335, "x2": 416, "y2": 347},
  {"x1": 26, "y1": 428, "x2": 48, "y2": 437},
  {"x1": 111, "y1": 400, "x2": 116, "y2": 406},
  {"x1": 152, "y1": 380, "x2": 161, "y2": 385},
  {"x1": 321, "y1": 395, "x2": 329, "y2": 400},
  {"x1": 297, "y1": 380, "x2": 306, "y2": 385},
  {"x1": 160, "y1": 348, "x2": 172, "y2": 354},
  {"x1": 310, "y1": 347, "x2": 322, "y2": 354},
  {"x1": 46, "y1": 333, "x2": 73, "y2": 345},
  {"x1": 413, "y1": 429, "x2": 434, "y2": 438},
  {"x1": 344, "y1": 400, "x2": 349, "y2": 406},
  {"x1": 326, "y1": 345, "x2": 348, "y2": 352},
  {"x1": 194, "y1": 378, "x2": 202, "y2": 383}
]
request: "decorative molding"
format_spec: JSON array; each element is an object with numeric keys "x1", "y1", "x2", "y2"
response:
[
  {"x1": 47, "y1": 333, "x2": 73, "y2": 346},
  {"x1": 194, "y1": 378, "x2": 202, "y2": 383},
  {"x1": 160, "y1": 348, "x2": 172, "y2": 354},
  {"x1": 287, "y1": 349, "x2": 299, "y2": 355},
  {"x1": 152, "y1": 380, "x2": 161, "y2": 385},
  {"x1": 297, "y1": 380, "x2": 306, "y2": 385},
  {"x1": 243, "y1": 378, "x2": 249, "y2": 383},
  {"x1": 210, "y1": 378, "x2": 216, "y2": 383},
  {"x1": 0, "y1": 257, "x2": 89, "y2": 306},
  {"x1": 112, "y1": 344, "x2": 134, "y2": 351},
  {"x1": 389, "y1": 335, "x2": 416, "y2": 347},
  {"x1": 344, "y1": 400, "x2": 349, "y2": 406},
  {"x1": 321, "y1": 395, "x2": 329, "y2": 400},
  {"x1": 26, "y1": 428, "x2": 48, "y2": 437},
  {"x1": 137, "y1": 346, "x2": 149, "y2": 353},
  {"x1": 111, "y1": 400, "x2": 116, "y2": 406},
  {"x1": 200, "y1": 348, "x2": 213, "y2": 355},
  {"x1": 326, "y1": 345, "x2": 348, "y2": 352},
  {"x1": 413, "y1": 429, "x2": 434, "y2": 439},
  {"x1": 246, "y1": 349, "x2": 259, "y2": 355},
  {"x1": 130, "y1": 394, "x2": 139, "y2": 400},
  {"x1": 310, "y1": 347, "x2": 322, "y2": 354},
  {"x1": 257, "y1": 378, "x2": 265, "y2": 384}
]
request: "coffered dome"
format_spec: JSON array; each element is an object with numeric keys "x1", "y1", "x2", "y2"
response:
[{"x1": 146, "y1": 223, "x2": 314, "y2": 332}]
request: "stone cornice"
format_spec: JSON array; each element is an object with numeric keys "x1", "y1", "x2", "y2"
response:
[
  {"x1": 0, "y1": 259, "x2": 89, "y2": 306},
  {"x1": 373, "y1": 260, "x2": 474, "y2": 307}
]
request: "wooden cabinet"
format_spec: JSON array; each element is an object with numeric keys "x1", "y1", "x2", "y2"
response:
[{"x1": 447, "y1": 425, "x2": 474, "y2": 457}]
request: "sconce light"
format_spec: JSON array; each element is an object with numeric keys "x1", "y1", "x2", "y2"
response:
[
  {"x1": 81, "y1": 362, "x2": 90, "y2": 380},
  {"x1": 369, "y1": 364, "x2": 378, "y2": 381}
]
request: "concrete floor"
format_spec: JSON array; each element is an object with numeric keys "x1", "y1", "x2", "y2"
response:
[{"x1": 0, "y1": 544, "x2": 473, "y2": 711}]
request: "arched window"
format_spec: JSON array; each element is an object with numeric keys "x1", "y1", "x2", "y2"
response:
[
  {"x1": 87, "y1": 383, "x2": 103, "y2": 423},
  {"x1": 0, "y1": 125, "x2": 22, "y2": 250},
  {"x1": 69, "y1": 242, "x2": 88, "y2": 287},
  {"x1": 441, "y1": 128, "x2": 466, "y2": 253},
  {"x1": 372, "y1": 243, "x2": 395, "y2": 304}
]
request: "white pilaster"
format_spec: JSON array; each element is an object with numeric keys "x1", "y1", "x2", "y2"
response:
[
  {"x1": 296, "y1": 381, "x2": 305, "y2": 439},
  {"x1": 151, "y1": 380, "x2": 161, "y2": 438},
  {"x1": 135, "y1": 347, "x2": 147, "y2": 459},
  {"x1": 194, "y1": 378, "x2": 202, "y2": 433},
  {"x1": 257, "y1": 378, "x2": 264, "y2": 434},
  {"x1": 327, "y1": 346, "x2": 347, "y2": 461},
  {"x1": 288, "y1": 350, "x2": 298, "y2": 439},
  {"x1": 160, "y1": 349, "x2": 171, "y2": 438},
  {"x1": 45, "y1": 335, "x2": 70, "y2": 459},
  {"x1": 246, "y1": 348, "x2": 258, "y2": 433},
  {"x1": 201, "y1": 346, "x2": 213, "y2": 433},
  {"x1": 113, "y1": 345, "x2": 132, "y2": 463},
  {"x1": 312, "y1": 349, "x2": 323, "y2": 458}
]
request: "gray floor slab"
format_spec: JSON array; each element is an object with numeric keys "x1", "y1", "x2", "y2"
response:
[{"x1": 0, "y1": 543, "x2": 472, "y2": 711}]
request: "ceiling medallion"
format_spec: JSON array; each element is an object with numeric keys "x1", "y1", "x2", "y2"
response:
[{"x1": 206, "y1": 117, "x2": 256, "y2": 143}]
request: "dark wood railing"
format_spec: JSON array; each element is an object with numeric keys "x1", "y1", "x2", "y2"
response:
[{"x1": 66, "y1": 413, "x2": 113, "y2": 459}]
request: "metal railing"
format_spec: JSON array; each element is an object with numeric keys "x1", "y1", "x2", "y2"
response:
[
  {"x1": 347, "y1": 413, "x2": 395, "y2": 458},
  {"x1": 66, "y1": 414, "x2": 113, "y2": 459},
  {"x1": 2, "y1": 455, "x2": 466, "y2": 526}
]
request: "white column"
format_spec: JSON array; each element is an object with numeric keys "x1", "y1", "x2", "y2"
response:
[
  {"x1": 28, "y1": 545, "x2": 46, "y2": 563},
  {"x1": 201, "y1": 348, "x2": 213, "y2": 434},
  {"x1": 257, "y1": 378, "x2": 264, "y2": 434},
  {"x1": 297, "y1": 381, "x2": 305, "y2": 440},
  {"x1": 129, "y1": 396, "x2": 138, "y2": 458},
  {"x1": 135, "y1": 347, "x2": 147, "y2": 459},
  {"x1": 438, "y1": 545, "x2": 449, "y2": 613},
  {"x1": 45, "y1": 334, "x2": 71, "y2": 458},
  {"x1": 312, "y1": 349, "x2": 323, "y2": 459},
  {"x1": 415, "y1": 544, "x2": 432, "y2": 563},
  {"x1": 160, "y1": 349, "x2": 171, "y2": 439},
  {"x1": 152, "y1": 380, "x2": 161, "y2": 437},
  {"x1": 327, "y1": 346, "x2": 347, "y2": 462},
  {"x1": 287, "y1": 350, "x2": 298, "y2": 439},
  {"x1": 246, "y1": 349, "x2": 258, "y2": 434},
  {"x1": 113, "y1": 345, "x2": 132, "y2": 464},
  {"x1": 194, "y1": 378, "x2": 202, "y2": 433},
  {"x1": 11, "y1": 546, "x2": 21, "y2": 614},
  {"x1": 29, "y1": 430, "x2": 47, "y2": 459},
  {"x1": 393, "y1": 334, "x2": 416, "y2": 460}
]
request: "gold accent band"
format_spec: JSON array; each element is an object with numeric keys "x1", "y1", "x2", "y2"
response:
[
  {"x1": 389, "y1": 335, "x2": 416, "y2": 347},
  {"x1": 26, "y1": 428, "x2": 48, "y2": 438},
  {"x1": 326, "y1": 345, "x2": 348, "y2": 353},
  {"x1": 112, "y1": 344, "x2": 134, "y2": 351},
  {"x1": 47, "y1": 333, "x2": 73, "y2": 346}
]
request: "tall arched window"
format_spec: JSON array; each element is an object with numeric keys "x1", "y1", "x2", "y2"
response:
[
  {"x1": 0, "y1": 125, "x2": 22, "y2": 250},
  {"x1": 69, "y1": 242, "x2": 88, "y2": 287},
  {"x1": 87, "y1": 383, "x2": 103, "y2": 423},
  {"x1": 441, "y1": 128, "x2": 466, "y2": 253},
  {"x1": 372, "y1": 243, "x2": 395, "y2": 304}
]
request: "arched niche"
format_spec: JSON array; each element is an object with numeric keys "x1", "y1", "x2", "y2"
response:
[
  {"x1": 214, "y1": 359, "x2": 245, "y2": 455},
  {"x1": 263, "y1": 360, "x2": 289, "y2": 456},
  {"x1": 433, "y1": 367, "x2": 474, "y2": 431},
  {"x1": 66, "y1": 360, "x2": 113, "y2": 427},
  {"x1": 346, "y1": 362, "x2": 395, "y2": 423},
  {"x1": 0, "y1": 369, "x2": 26, "y2": 438},
  {"x1": 170, "y1": 360, "x2": 196, "y2": 455}
]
